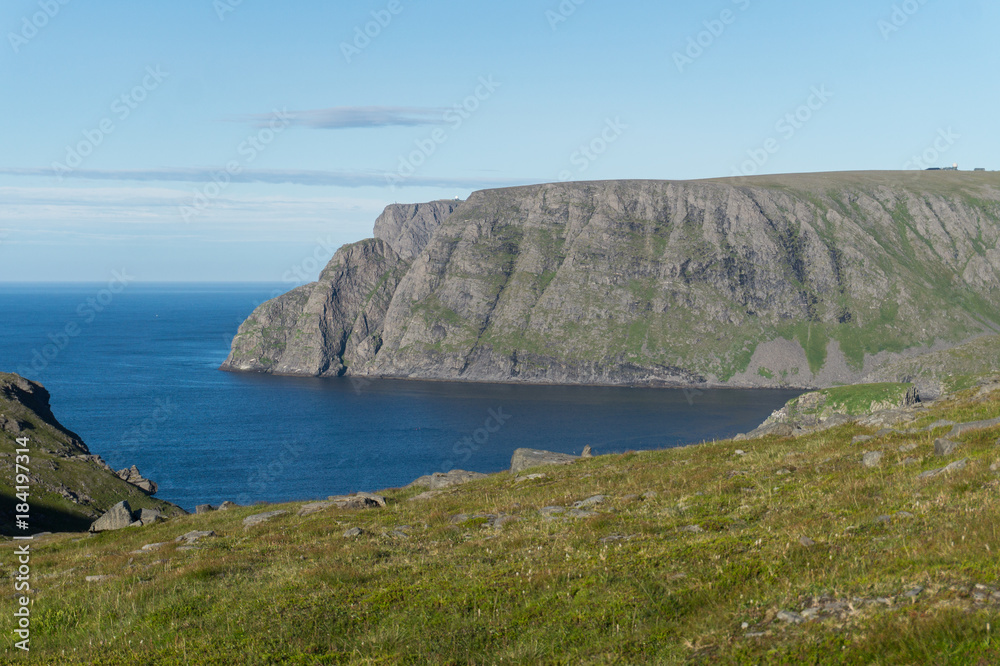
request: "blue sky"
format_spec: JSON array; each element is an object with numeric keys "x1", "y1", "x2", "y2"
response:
[{"x1": 0, "y1": 0, "x2": 996, "y2": 281}]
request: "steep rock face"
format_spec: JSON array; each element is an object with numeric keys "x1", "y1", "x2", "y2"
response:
[
  {"x1": 224, "y1": 172, "x2": 1000, "y2": 388},
  {"x1": 0, "y1": 373, "x2": 184, "y2": 534},
  {"x1": 222, "y1": 238, "x2": 407, "y2": 376},
  {"x1": 373, "y1": 200, "x2": 461, "y2": 261}
]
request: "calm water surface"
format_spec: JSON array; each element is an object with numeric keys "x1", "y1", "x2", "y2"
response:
[{"x1": 0, "y1": 283, "x2": 800, "y2": 511}]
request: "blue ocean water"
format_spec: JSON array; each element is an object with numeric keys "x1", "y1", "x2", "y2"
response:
[{"x1": 0, "y1": 283, "x2": 800, "y2": 511}]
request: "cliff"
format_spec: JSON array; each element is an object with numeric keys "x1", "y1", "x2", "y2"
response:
[
  {"x1": 222, "y1": 171, "x2": 1000, "y2": 388},
  {"x1": 0, "y1": 373, "x2": 184, "y2": 534}
]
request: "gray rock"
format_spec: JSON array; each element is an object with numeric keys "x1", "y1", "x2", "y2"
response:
[
  {"x1": 372, "y1": 200, "x2": 461, "y2": 262},
  {"x1": 876, "y1": 515, "x2": 892, "y2": 524},
  {"x1": 175, "y1": 530, "x2": 215, "y2": 544},
  {"x1": 85, "y1": 575, "x2": 114, "y2": 583},
  {"x1": 903, "y1": 586, "x2": 924, "y2": 598},
  {"x1": 195, "y1": 504, "x2": 216, "y2": 514},
  {"x1": 862, "y1": 451, "x2": 883, "y2": 468},
  {"x1": 919, "y1": 458, "x2": 969, "y2": 479},
  {"x1": 934, "y1": 438, "x2": 959, "y2": 456},
  {"x1": 137, "y1": 508, "x2": 162, "y2": 526},
  {"x1": 539, "y1": 506, "x2": 566, "y2": 517},
  {"x1": 895, "y1": 511, "x2": 915, "y2": 519},
  {"x1": 991, "y1": 461, "x2": 1000, "y2": 472},
  {"x1": 949, "y1": 416, "x2": 1000, "y2": 438},
  {"x1": 680, "y1": 525, "x2": 704, "y2": 534},
  {"x1": 514, "y1": 473, "x2": 547, "y2": 483},
  {"x1": 901, "y1": 457, "x2": 919, "y2": 466},
  {"x1": 298, "y1": 501, "x2": 336, "y2": 517},
  {"x1": 510, "y1": 448, "x2": 579, "y2": 474},
  {"x1": 343, "y1": 527, "x2": 364, "y2": 538},
  {"x1": 323, "y1": 493, "x2": 387, "y2": 510},
  {"x1": 407, "y1": 490, "x2": 442, "y2": 502},
  {"x1": 242, "y1": 510, "x2": 288, "y2": 529},
  {"x1": 898, "y1": 443, "x2": 919, "y2": 453},
  {"x1": 426, "y1": 470, "x2": 488, "y2": 490},
  {"x1": 218, "y1": 501, "x2": 240, "y2": 511},
  {"x1": 852, "y1": 435, "x2": 873, "y2": 444},
  {"x1": 776, "y1": 610, "x2": 805, "y2": 624},
  {"x1": 573, "y1": 495, "x2": 606, "y2": 508},
  {"x1": 116, "y1": 465, "x2": 158, "y2": 495},
  {"x1": 581, "y1": 445, "x2": 593, "y2": 458},
  {"x1": 799, "y1": 536, "x2": 816, "y2": 547},
  {"x1": 140, "y1": 542, "x2": 169, "y2": 551},
  {"x1": 89, "y1": 501, "x2": 135, "y2": 533}
]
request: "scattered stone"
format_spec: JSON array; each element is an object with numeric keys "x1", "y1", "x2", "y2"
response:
[
  {"x1": 195, "y1": 504, "x2": 216, "y2": 514},
  {"x1": 898, "y1": 443, "x2": 918, "y2": 453},
  {"x1": 141, "y1": 542, "x2": 169, "y2": 551},
  {"x1": 298, "y1": 501, "x2": 336, "y2": 517},
  {"x1": 875, "y1": 428, "x2": 895, "y2": 437},
  {"x1": 901, "y1": 457, "x2": 919, "y2": 466},
  {"x1": 895, "y1": 511, "x2": 915, "y2": 519},
  {"x1": 539, "y1": 506, "x2": 565, "y2": 517},
  {"x1": 642, "y1": 491, "x2": 658, "y2": 499},
  {"x1": 991, "y1": 461, "x2": 1000, "y2": 472},
  {"x1": 923, "y1": 419, "x2": 955, "y2": 432},
  {"x1": 175, "y1": 530, "x2": 215, "y2": 545},
  {"x1": 680, "y1": 525, "x2": 704, "y2": 534},
  {"x1": 799, "y1": 536, "x2": 816, "y2": 547},
  {"x1": 116, "y1": 465, "x2": 158, "y2": 495},
  {"x1": 934, "y1": 438, "x2": 959, "y2": 456},
  {"x1": 343, "y1": 527, "x2": 364, "y2": 538},
  {"x1": 734, "y1": 449, "x2": 747, "y2": 456},
  {"x1": 776, "y1": 610, "x2": 805, "y2": 624},
  {"x1": 510, "y1": 448, "x2": 580, "y2": 474},
  {"x1": 514, "y1": 473, "x2": 547, "y2": 483},
  {"x1": 852, "y1": 435, "x2": 873, "y2": 445},
  {"x1": 775, "y1": 467, "x2": 793, "y2": 475},
  {"x1": 876, "y1": 515, "x2": 893, "y2": 524},
  {"x1": 903, "y1": 587, "x2": 924, "y2": 599},
  {"x1": 85, "y1": 575, "x2": 114, "y2": 583},
  {"x1": 581, "y1": 445, "x2": 593, "y2": 458},
  {"x1": 242, "y1": 510, "x2": 288, "y2": 529},
  {"x1": 390, "y1": 525, "x2": 412, "y2": 538},
  {"x1": 493, "y1": 515, "x2": 519, "y2": 529},
  {"x1": 919, "y1": 458, "x2": 969, "y2": 480},
  {"x1": 89, "y1": 501, "x2": 136, "y2": 533},
  {"x1": 326, "y1": 493, "x2": 387, "y2": 509},
  {"x1": 950, "y1": 416, "x2": 1000, "y2": 438},
  {"x1": 449, "y1": 513, "x2": 470, "y2": 524},
  {"x1": 621, "y1": 494, "x2": 641, "y2": 502},
  {"x1": 862, "y1": 451, "x2": 883, "y2": 468},
  {"x1": 573, "y1": 495, "x2": 606, "y2": 508},
  {"x1": 218, "y1": 501, "x2": 240, "y2": 511},
  {"x1": 408, "y1": 470, "x2": 488, "y2": 490}
]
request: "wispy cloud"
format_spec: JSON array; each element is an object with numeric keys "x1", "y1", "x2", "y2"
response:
[
  {"x1": 0, "y1": 167, "x2": 532, "y2": 189},
  {"x1": 235, "y1": 106, "x2": 447, "y2": 130}
]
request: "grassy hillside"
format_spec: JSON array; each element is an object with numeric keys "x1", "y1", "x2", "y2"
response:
[
  {"x1": 3, "y1": 382, "x2": 999, "y2": 664},
  {"x1": 0, "y1": 373, "x2": 184, "y2": 534}
]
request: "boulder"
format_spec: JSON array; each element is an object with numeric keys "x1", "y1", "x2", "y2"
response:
[
  {"x1": 89, "y1": 501, "x2": 136, "y2": 532},
  {"x1": 116, "y1": 465, "x2": 158, "y2": 495},
  {"x1": 195, "y1": 504, "x2": 216, "y2": 514},
  {"x1": 407, "y1": 470, "x2": 487, "y2": 490},
  {"x1": 242, "y1": 510, "x2": 288, "y2": 529},
  {"x1": 862, "y1": 451, "x2": 883, "y2": 468},
  {"x1": 218, "y1": 501, "x2": 240, "y2": 511},
  {"x1": 136, "y1": 508, "x2": 162, "y2": 525},
  {"x1": 949, "y1": 417, "x2": 1000, "y2": 438},
  {"x1": 510, "y1": 448, "x2": 580, "y2": 474},
  {"x1": 934, "y1": 438, "x2": 959, "y2": 456}
]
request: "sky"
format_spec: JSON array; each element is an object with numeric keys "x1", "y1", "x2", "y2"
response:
[{"x1": 0, "y1": 0, "x2": 997, "y2": 282}]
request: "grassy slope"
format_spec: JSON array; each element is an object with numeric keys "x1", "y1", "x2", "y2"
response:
[
  {"x1": 0, "y1": 374, "x2": 185, "y2": 534},
  {"x1": 2, "y1": 386, "x2": 999, "y2": 664}
]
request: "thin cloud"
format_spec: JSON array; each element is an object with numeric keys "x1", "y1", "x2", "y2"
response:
[
  {"x1": 238, "y1": 106, "x2": 448, "y2": 130},
  {"x1": 0, "y1": 167, "x2": 534, "y2": 189}
]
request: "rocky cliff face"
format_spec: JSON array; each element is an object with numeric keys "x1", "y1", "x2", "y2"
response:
[
  {"x1": 222, "y1": 171, "x2": 1000, "y2": 388},
  {"x1": 0, "y1": 373, "x2": 184, "y2": 533}
]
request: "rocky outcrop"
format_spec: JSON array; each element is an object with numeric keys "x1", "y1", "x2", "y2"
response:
[
  {"x1": 373, "y1": 200, "x2": 461, "y2": 262},
  {"x1": 89, "y1": 500, "x2": 162, "y2": 532},
  {"x1": 0, "y1": 372, "x2": 184, "y2": 534},
  {"x1": 116, "y1": 465, "x2": 158, "y2": 495},
  {"x1": 224, "y1": 171, "x2": 1000, "y2": 388},
  {"x1": 510, "y1": 448, "x2": 580, "y2": 474}
]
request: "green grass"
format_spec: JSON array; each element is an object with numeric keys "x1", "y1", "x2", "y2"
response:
[{"x1": 4, "y1": 382, "x2": 1000, "y2": 664}]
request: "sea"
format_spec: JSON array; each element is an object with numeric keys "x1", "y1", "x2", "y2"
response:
[{"x1": 0, "y1": 283, "x2": 801, "y2": 511}]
